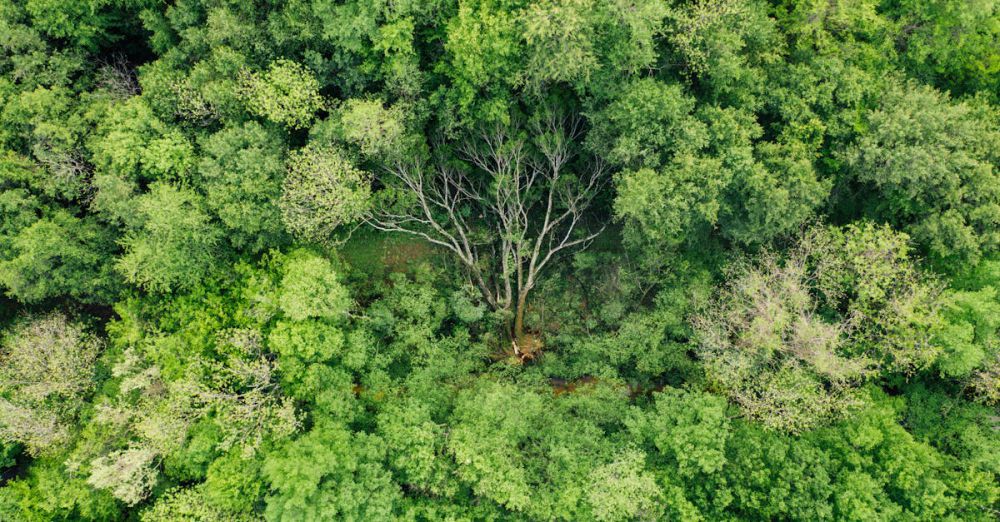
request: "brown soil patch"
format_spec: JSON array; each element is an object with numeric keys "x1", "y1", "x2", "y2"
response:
[{"x1": 381, "y1": 238, "x2": 437, "y2": 272}]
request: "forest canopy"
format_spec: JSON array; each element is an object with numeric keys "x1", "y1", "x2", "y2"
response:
[{"x1": 0, "y1": 0, "x2": 998, "y2": 520}]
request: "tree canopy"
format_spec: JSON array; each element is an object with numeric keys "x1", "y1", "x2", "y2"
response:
[{"x1": 0, "y1": 0, "x2": 998, "y2": 520}]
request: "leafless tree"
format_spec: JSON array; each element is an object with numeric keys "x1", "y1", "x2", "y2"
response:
[
  {"x1": 96, "y1": 54, "x2": 140, "y2": 100},
  {"x1": 368, "y1": 113, "x2": 608, "y2": 353}
]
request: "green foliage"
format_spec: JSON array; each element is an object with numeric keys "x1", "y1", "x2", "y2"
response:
[
  {"x1": 279, "y1": 145, "x2": 371, "y2": 243},
  {"x1": 239, "y1": 60, "x2": 324, "y2": 129},
  {"x1": 664, "y1": 0, "x2": 782, "y2": 108},
  {"x1": 142, "y1": 486, "x2": 262, "y2": 522},
  {"x1": 629, "y1": 388, "x2": 730, "y2": 477},
  {"x1": 586, "y1": 450, "x2": 664, "y2": 522},
  {"x1": 0, "y1": 210, "x2": 118, "y2": 303},
  {"x1": 2, "y1": 0, "x2": 1000, "y2": 519},
  {"x1": 262, "y1": 420, "x2": 400, "y2": 521},
  {"x1": 520, "y1": 0, "x2": 602, "y2": 89},
  {"x1": 888, "y1": 0, "x2": 1000, "y2": 98},
  {"x1": 376, "y1": 397, "x2": 456, "y2": 497},
  {"x1": 117, "y1": 183, "x2": 222, "y2": 293},
  {"x1": 88, "y1": 97, "x2": 193, "y2": 197},
  {"x1": 0, "y1": 458, "x2": 119, "y2": 522},
  {"x1": 605, "y1": 81, "x2": 828, "y2": 251},
  {"x1": 935, "y1": 286, "x2": 999, "y2": 378},
  {"x1": 442, "y1": 0, "x2": 523, "y2": 125},
  {"x1": 588, "y1": 78, "x2": 703, "y2": 169},
  {"x1": 198, "y1": 122, "x2": 288, "y2": 252},
  {"x1": 905, "y1": 384, "x2": 1000, "y2": 477},
  {"x1": 338, "y1": 99, "x2": 408, "y2": 159},
  {"x1": 445, "y1": 379, "x2": 644, "y2": 520},
  {"x1": 278, "y1": 252, "x2": 352, "y2": 322},
  {"x1": 447, "y1": 381, "x2": 539, "y2": 511},
  {"x1": 23, "y1": 0, "x2": 121, "y2": 50},
  {"x1": 809, "y1": 224, "x2": 945, "y2": 373},
  {"x1": 721, "y1": 423, "x2": 835, "y2": 520},
  {"x1": 774, "y1": 0, "x2": 893, "y2": 60},
  {"x1": 0, "y1": 5, "x2": 87, "y2": 90},
  {"x1": 842, "y1": 81, "x2": 1000, "y2": 265},
  {"x1": 203, "y1": 451, "x2": 264, "y2": 514},
  {"x1": 937, "y1": 257, "x2": 1000, "y2": 402}
]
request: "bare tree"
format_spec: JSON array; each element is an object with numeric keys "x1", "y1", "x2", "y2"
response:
[
  {"x1": 368, "y1": 113, "x2": 607, "y2": 355},
  {"x1": 96, "y1": 54, "x2": 141, "y2": 100}
]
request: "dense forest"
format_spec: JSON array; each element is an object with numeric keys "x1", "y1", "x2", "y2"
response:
[{"x1": 0, "y1": 0, "x2": 998, "y2": 520}]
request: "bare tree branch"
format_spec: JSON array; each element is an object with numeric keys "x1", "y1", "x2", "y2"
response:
[{"x1": 367, "y1": 112, "x2": 607, "y2": 348}]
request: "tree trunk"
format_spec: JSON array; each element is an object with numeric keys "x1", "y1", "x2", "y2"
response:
[{"x1": 513, "y1": 290, "x2": 528, "y2": 341}]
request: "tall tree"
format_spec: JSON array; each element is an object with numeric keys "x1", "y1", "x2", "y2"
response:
[{"x1": 369, "y1": 111, "x2": 606, "y2": 352}]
